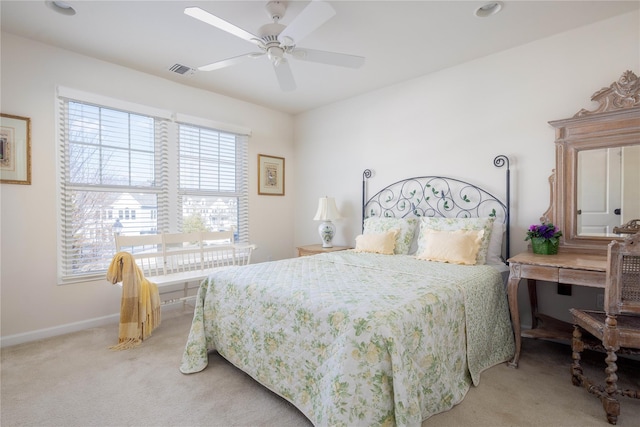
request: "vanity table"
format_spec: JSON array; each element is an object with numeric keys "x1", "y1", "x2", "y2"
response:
[
  {"x1": 508, "y1": 70, "x2": 640, "y2": 368},
  {"x1": 507, "y1": 251, "x2": 607, "y2": 367}
]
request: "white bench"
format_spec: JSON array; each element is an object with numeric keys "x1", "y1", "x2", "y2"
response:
[{"x1": 114, "y1": 230, "x2": 256, "y2": 305}]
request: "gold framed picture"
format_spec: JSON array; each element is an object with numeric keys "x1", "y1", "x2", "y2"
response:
[
  {"x1": 258, "y1": 154, "x2": 285, "y2": 196},
  {"x1": 1, "y1": 113, "x2": 31, "y2": 185}
]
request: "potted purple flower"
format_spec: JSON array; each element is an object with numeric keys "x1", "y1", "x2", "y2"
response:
[{"x1": 525, "y1": 222, "x2": 562, "y2": 255}]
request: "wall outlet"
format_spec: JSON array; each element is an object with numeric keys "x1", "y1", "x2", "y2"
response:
[{"x1": 596, "y1": 292, "x2": 605, "y2": 310}]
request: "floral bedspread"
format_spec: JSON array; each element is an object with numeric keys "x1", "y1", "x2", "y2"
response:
[{"x1": 180, "y1": 251, "x2": 514, "y2": 426}]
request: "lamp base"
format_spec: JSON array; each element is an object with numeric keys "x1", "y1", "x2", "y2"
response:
[{"x1": 318, "y1": 221, "x2": 336, "y2": 248}]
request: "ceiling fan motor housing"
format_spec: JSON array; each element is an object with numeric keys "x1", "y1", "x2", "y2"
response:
[
  {"x1": 258, "y1": 22, "x2": 285, "y2": 42},
  {"x1": 257, "y1": 21, "x2": 290, "y2": 64},
  {"x1": 259, "y1": 1, "x2": 289, "y2": 50}
]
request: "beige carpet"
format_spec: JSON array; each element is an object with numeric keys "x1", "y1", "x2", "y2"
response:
[{"x1": 1, "y1": 307, "x2": 638, "y2": 427}]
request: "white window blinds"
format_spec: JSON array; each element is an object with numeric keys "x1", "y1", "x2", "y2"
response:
[
  {"x1": 57, "y1": 98, "x2": 169, "y2": 282},
  {"x1": 178, "y1": 124, "x2": 249, "y2": 243},
  {"x1": 56, "y1": 90, "x2": 250, "y2": 283}
]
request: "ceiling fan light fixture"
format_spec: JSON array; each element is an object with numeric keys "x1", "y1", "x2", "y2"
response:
[
  {"x1": 45, "y1": 1, "x2": 76, "y2": 16},
  {"x1": 474, "y1": 2, "x2": 503, "y2": 18},
  {"x1": 268, "y1": 46, "x2": 285, "y2": 66}
]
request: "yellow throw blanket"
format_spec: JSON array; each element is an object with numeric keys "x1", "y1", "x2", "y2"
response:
[{"x1": 106, "y1": 251, "x2": 161, "y2": 350}]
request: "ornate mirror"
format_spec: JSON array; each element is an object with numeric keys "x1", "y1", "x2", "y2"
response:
[{"x1": 543, "y1": 70, "x2": 640, "y2": 254}]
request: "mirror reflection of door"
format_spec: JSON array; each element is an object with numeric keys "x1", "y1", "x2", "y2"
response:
[
  {"x1": 577, "y1": 145, "x2": 640, "y2": 236},
  {"x1": 578, "y1": 147, "x2": 621, "y2": 235}
]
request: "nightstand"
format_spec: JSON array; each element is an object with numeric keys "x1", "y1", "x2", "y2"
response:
[{"x1": 297, "y1": 244, "x2": 351, "y2": 257}]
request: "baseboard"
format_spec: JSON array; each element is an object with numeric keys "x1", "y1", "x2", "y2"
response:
[
  {"x1": 0, "y1": 304, "x2": 187, "y2": 348},
  {"x1": 1, "y1": 313, "x2": 120, "y2": 348}
]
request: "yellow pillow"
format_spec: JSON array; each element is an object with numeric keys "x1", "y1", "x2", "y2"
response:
[
  {"x1": 354, "y1": 230, "x2": 399, "y2": 255},
  {"x1": 415, "y1": 229, "x2": 483, "y2": 265}
]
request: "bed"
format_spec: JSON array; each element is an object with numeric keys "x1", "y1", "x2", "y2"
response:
[{"x1": 180, "y1": 156, "x2": 515, "y2": 426}]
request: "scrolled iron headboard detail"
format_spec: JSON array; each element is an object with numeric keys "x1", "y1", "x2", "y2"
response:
[
  {"x1": 361, "y1": 168, "x2": 373, "y2": 233},
  {"x1": 362, "y1": 155, "x2": 511, "y2": 260},
  {"x1": 493, "y1": 154, "x2": 510, "y2": 259}
]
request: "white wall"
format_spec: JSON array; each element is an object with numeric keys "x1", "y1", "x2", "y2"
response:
[
  {"x1": 293, "y1": 11, "x2": 640, "y2": 327},
  {"x1": 0, "y1": 33, "x2": 294, "y2": 343}
]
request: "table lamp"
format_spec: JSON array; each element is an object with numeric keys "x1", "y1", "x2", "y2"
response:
[{"x1": 313, "y1": 197, "x2": 341, "y2": 248}]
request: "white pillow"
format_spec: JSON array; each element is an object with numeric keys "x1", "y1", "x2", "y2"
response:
[
  {"x1": 415, "y1": 229, "x2": 483, "y2": 265},
  {"x1": 486, "y1": 221, "x2": 506, "y2": 265},
  {"x1": 416, "y1": 216, "x2": 495, "y2": 265},
  {"x1": 363, "y1": 217, "x2": 418, "y2": 255},
  {"x1": 354, "y1": 230, "x2": 398, "y2": 255}
]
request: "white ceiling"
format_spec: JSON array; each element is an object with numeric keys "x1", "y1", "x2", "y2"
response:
[{"x1": 2, "y1": 1, "x2": 638, "y2": 114}]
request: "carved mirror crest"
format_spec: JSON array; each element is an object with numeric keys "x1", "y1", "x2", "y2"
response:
[{"x1": 544, "y1": 70, "x2": 640, "y2": 254}]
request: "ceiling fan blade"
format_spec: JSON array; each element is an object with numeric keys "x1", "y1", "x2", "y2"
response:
[
  {"x1": 292, "y1": 48, "x2": 365, "y2": 69},
  {"x1": 278, "y1": 1, "x2": 336, "y2": 45},
  {"x1": 198, "y1": 53, "x2": 260, "y2": 72},
  {"x1": 273, "y1": 60, "x2": 296, "y2": 92},
  {"x1": 184, "y1": 7, "x2": 260, "y2": 44}
]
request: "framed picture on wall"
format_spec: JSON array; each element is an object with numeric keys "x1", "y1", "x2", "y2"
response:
[
  {"x1": 258, "y1": 154, "x2": 285, "y2": 196},
  {"x1": 1, "y1": 113, "x2": 31, "y2": 185}
]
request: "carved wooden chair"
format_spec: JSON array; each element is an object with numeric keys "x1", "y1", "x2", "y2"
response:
[{"x1": 570, "y1": 233, "x2": 640, "y2": 425}]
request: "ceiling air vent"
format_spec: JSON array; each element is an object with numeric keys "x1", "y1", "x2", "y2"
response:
[{"x1": 169, "y1": 63, "x2": 196, "y2": 76}]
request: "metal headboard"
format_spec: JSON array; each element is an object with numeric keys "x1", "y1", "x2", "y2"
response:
[{"x1": 362, "y1": 155, "x2": 511, "y2": 260}]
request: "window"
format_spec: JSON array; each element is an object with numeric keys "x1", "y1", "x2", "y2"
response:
[
  {"x1": 178, "y1": 124, "x2": 249, "y2": 242},
  {"x1": 57, "y1": 89, "x2": 249, "y2": 283}
]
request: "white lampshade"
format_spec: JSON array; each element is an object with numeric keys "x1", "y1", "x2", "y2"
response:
[{"x1": 313, "y1": 197, "x2": 341, "y2": 221}]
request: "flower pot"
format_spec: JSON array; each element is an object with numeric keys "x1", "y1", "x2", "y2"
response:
[{"x1": 531, "y1": 238, "x2": 559, "y2": 255}]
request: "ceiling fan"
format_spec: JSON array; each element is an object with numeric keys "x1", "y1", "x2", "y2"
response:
[{"x1": 184, "y1": 1, "x2": 365, "y2": 91}]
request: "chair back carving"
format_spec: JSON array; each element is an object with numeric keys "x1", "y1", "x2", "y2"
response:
[{"x1": 605, "y1": 233, "x2": 640, "y2": 316}]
